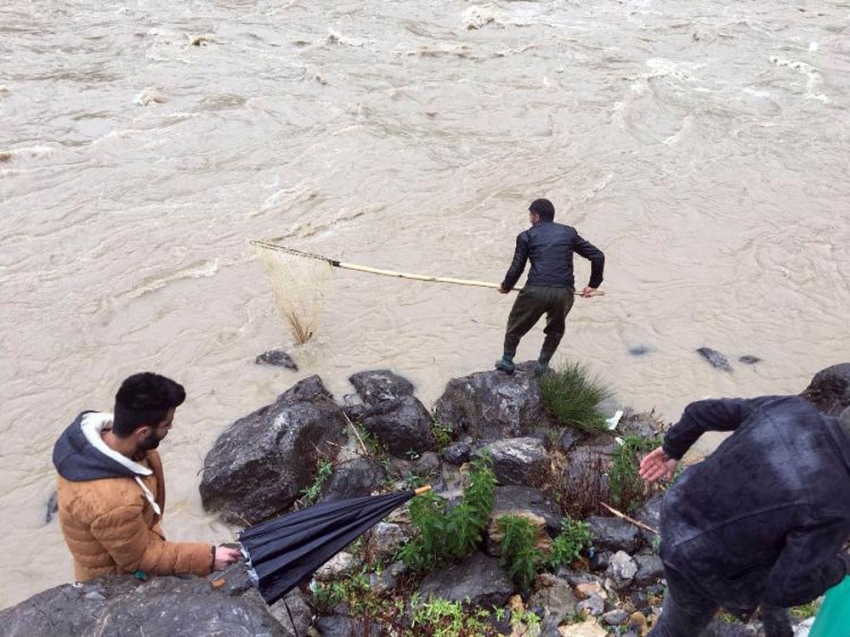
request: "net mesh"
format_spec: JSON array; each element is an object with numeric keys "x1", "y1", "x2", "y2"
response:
[{"x1": 254, "y1": 244, "x2": 334, "y2": 344}]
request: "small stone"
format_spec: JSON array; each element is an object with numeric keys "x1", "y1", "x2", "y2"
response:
[
  {"x1": 739, "y1": 355, "x2": 762, "y2": 365},
  {"x1": 576, "y1": 595, "x2": 605, "y2": 617},
  {"x1": 314, "y1": 552, "x2": 355, "y2": 581},
  {"x1": 602, "y1": 609, "x2": 629, "y2": 626},
  {"x1": 574, "y1": 582, "x2": 606, "y2": 600},
  {"x1": 628, "y1": 611, "x2": 647, "y2": 632},
  {"x1": 558, "y1": 618, "x2": 608, "y2": 636},
  {"x1": 607, "y1": 551, "x2": 638, "y2": 584},
  {"x1": 442, "y1": 442, "x2": 471, "y2": 465}
]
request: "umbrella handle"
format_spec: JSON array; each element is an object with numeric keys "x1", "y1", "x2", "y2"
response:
[{"x1": 414, "y1": 485, "x2": 432, "y2": 496}]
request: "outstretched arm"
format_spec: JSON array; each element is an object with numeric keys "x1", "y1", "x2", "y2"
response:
[{"x1": 640, "y1": 396, "x2": 777, "y2": 484}]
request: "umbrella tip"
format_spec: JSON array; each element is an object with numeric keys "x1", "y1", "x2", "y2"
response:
[{"x1": 414, "y1": 485, "x2": 432, "y2": 496}]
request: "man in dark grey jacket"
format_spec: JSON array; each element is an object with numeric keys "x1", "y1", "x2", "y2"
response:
[
  {"x1": 640, "y1": 396, "x2": 850, "y2": 637},
  {"x1": 496, "y1": 198, "x2": 604, "y2": 376}
]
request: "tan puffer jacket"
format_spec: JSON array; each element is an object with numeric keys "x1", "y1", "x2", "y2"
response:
[{"x1": 57, "y1": 448, "x2": 213, "y2": 581}]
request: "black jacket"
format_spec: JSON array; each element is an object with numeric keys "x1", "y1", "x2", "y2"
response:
[
  {"x1": 501, "y1": 221, "x2": 604, "y2": 291},
  {"x1": 660, "y1": 396, "x2": 850, "y2": 615}
]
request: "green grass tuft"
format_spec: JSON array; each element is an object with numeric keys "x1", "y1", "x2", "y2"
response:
[{"x1": 539, "y1": 361, "x2": 614, "y2": 434}]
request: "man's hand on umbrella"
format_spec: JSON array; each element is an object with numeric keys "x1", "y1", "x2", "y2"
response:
[
  {"x1": 214, "y1": 546, "x2": 242, "y2": 571},
  {"x1": 580, "y1": 286, "x2": 599, "y2": 297},
  {"x1": 497, "y1": 285, "x2": 509, "y2": 294},
  {"x1": 639, "y1": 447, "x2": 678, "y2": 484}
]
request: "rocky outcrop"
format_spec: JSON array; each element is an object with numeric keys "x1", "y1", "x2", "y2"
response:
[
  {"x1": 318, "y1": 457, "x2": 385, "y2": 502},
  {"x1": 0, "y1": 571, "x2": 283, "y2": 637},
  {"x1": 360, "y1": 396, "x2": 436, "y2": 456},
  {"x1": 434, "y1": 363, "x2": 557, "y2": 440},
  {"x1": 418, "y1": 552, "x2": 515, "y2": 608},
  {"x1": 349, "y1": 370, "x2": 415, "y2": 407},
  {"x1": 477, "y1": 437, "x2": 551, "y2": 487},
  {"x1": 199, "y1": 376, "x2": 347, "y2": 525}
]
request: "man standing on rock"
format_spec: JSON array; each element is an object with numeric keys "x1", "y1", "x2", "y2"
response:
[
  {"x1": 639, "y1": 395, "x2": 850, "y2": 637},
  {"x1": 52, "y1": 372, "x2": 242, "y2": 581},
  {"x1": 496, "y1": 198, "x2": 604, "y2": 376}
]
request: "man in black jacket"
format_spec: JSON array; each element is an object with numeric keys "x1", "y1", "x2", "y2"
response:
[
  {"x1": 640, "y1": 396, "x2": 850, "y2": 637},
  {"x1": 496, "y1": 198, "x2": 604, "y2": 376}
]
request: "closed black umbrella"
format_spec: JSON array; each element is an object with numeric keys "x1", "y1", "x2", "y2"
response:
[{"x1": 238, "y1": 486, "x2": 431, "y2": 605}]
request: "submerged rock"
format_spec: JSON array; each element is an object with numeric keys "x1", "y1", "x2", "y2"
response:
[
  {"x1": 255, "y1": 349, "x2": 298, "y2": 370},
  {"x1": 696, "y1": 347, "x2": 733, "y2": 373}
]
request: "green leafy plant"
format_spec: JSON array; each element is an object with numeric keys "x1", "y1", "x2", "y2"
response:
[
  {"x1": 432, "y1": 421, "x2": 455, "y2": 452},
  {"x1": 539, "y1": 361, "x2": 614, "y2": 433},
  {"x1": 301, "y1": 459, "x2": 333, "y2": 505},
  {"x1": 510, "y1": 608, "x2": 541, "y2": 634},
  {"x1": 547, "y1": 516, "x2": 593, "y2": 569},
  {"x1": 410, "y1": 596, "x2": 496, "y2": 637},
  {"x1": 497, "y1": 515, "x2": 543, "y2": 590},
  {"x1": 401, "y1": 456, "x2": 496, "y2": 570},
  {"x1": 609, "y1": 435, "x2": 660, "y2": 513}
]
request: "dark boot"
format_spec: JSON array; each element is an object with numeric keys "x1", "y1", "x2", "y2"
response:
[
  {"x1": 495, "y1": 352, "x2": 516, "y2": 375},
  {"x1": 535, "y1": 354, "x2": 552, "y2": 377}
]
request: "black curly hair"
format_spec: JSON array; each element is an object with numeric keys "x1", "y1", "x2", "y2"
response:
[{"x1": 112, "y1": 372, "x2": 185, "y2": 437}]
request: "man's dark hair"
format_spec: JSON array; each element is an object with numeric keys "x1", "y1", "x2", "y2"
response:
[
  {"x1": 113, "y1": 372, "x2": 185, "y2": 437},
  {"x1": 529, "y1": 198, "x2": 555, "y2": 221}
]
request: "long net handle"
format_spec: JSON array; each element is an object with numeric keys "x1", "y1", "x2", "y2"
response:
[
  {"x1": 252, "y1": 240, "x2": 501, "y2": 290},
  {"x1": 250, "y1": 240, "x2": 607, "y2": 296}
]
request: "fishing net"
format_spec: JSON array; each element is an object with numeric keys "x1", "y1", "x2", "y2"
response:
[{"x1": 254, "y1": 243, "x2": 334, "y2": 344}]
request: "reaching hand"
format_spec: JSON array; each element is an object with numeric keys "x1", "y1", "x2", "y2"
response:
[
  {"x1": 214, "y1": 545, "x2": 242, "y2": 571},
  {"x1": 639, "y1": 447, "x2": 678, "y2": 484}
]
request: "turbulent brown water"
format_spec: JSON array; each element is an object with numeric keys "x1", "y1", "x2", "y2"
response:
[{"x1": 1, "y1": 0, "x2": 848, "y2": 609}]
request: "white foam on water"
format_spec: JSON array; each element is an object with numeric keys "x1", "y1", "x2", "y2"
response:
[
  {"x1": 133, "y1": 87, "x2": 166, "y2": 106},
  {"x1": 770, "y1": 56, "x2": 829, "y2": 103},
  {"x1": 326, "y1": 28, "x2": 367, "y2": 48},
  {"x1": 663, "y1": 115, "x2": 694, "y2": 146},
  {"x1": 124, "y1": 259, "x2": 220, "y2": 299}
]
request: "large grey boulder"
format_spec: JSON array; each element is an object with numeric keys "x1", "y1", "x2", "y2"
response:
[
  {"x1": 586, "y1": 516, "x2": 643, "y2": 554},
  {"x1": 0, "y1": 573, "x2": 284, "y2": 637},
  {"x1": 349, "y1": 369, "x2": 415, "y2": 407},
  {"x1": 800, "y1": 363, "x2": 850, "y2": 416},
  {"x1": 418, "y1": 552, "x2": 514, "y2": 608},
  {"x1": 200, "y1": 376, "x2": 346, "y2": 525},
  {"x1": 433, "y1": 363, "x2": 556, "y2": 441},
  {"x1": 360, "y1": 396, "x2": 437, "y2": 457},
  {"x1": 493, "y1": 486, "x2": 563, "y2": 536},
  {"x1": 318, "y1": 457, "x2": 385, "y2": 503},
  {"x1": 476, "y1": 437, "x2": 551, "y2": 487}
]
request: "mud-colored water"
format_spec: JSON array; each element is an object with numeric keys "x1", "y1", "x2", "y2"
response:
[{"x1": 1, "y1": 0, "x2": 848, "y2": 608}]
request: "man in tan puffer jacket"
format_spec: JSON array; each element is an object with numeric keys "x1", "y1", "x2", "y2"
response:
[{"x1": 52, "y1": 372, "x2": 242, "y2": 581}]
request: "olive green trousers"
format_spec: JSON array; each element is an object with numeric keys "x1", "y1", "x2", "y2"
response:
[{"x1": 503, "y1": 285, "x2": 575, "y2": 362}]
